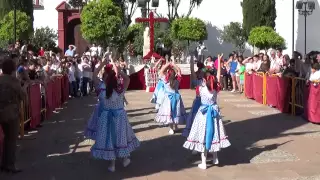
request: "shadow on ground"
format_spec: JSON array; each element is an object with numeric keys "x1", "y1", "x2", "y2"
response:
[{"x1": 1, "y1": 93, "x2": 316, "y2": 180}]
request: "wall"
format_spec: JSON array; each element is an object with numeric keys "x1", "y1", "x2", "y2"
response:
[{"x1": 33, "y1": 0, "x2": 61, "y2": 31}]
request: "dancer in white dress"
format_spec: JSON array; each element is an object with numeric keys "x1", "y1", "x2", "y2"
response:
[
  {"x1": 150, "y1": 58, "x2": 166, "y2": 110},
  {"x1": 155, "y1": 62, "x2": 187, "y2": 134},
  {"x1": 90, "y1": 55, "x2": 140, "y2": 172},
  {"x1": 183, "y1": 54, "x2": 231, "y2": 170}
]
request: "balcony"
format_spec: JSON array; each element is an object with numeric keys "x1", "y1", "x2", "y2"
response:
[{"x1": 33, "y1": 0, "x2": 44, "y2": 10}]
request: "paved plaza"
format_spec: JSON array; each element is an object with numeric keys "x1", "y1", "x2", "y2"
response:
[{"x1": 1, "y1": 90, "x2": 320, "y2": 180}]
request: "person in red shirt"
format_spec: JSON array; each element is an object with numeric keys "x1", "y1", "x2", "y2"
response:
[{"x1": 38, "y1": 47, "x2": 45, "y2": 57}]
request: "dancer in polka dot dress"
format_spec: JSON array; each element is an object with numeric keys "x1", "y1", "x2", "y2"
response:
[
  {"x1": 183, "y1": 54, "x2": 231, "y2": 170},
  {"x1": 91, "y1": 55, "x2": 140, "y2": 172},
  {"x1": 155, "y1": 61, "x2": 187, "y2": 134},
  {"x1": 182, "y1": 61, "x2": 205, "y2": 137},
  {"x1": 84, "y1": 53, "x2": 110, "y2": 140}
]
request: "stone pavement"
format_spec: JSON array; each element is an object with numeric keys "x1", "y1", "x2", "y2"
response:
[{"x1": 1, "y1": 90, "x2": 320, "y2": 180}]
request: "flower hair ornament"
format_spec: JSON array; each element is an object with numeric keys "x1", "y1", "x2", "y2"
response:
[{"x1": 165, "y1": 68, "x2": 175, "y2": 82}]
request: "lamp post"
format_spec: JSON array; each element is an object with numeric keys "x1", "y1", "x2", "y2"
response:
[
  {"x1": 296, "y1": 0, "x2": 315, "y2": 56},
  {"x1": 13, "y1": 0, "x2": 17, "y2": 43},
  {"x1": 138, "y1": 0, "x2": 159, "y2": 17}
]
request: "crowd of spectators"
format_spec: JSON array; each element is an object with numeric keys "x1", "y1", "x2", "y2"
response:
[{"x1": 202, "y1": 49, "x2": 320, "y2": 93}]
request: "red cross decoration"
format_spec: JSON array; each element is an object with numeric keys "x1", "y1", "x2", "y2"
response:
[{"x1": 135, "y1": 11, "x2": 168, "y2": 55}]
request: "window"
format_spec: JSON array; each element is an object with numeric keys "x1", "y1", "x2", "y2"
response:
[{"x1": 33, "y1": 0, "x2": 44, "y2": 9}]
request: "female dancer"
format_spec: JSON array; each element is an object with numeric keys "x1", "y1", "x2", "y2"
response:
[
  {"x1": 155, "y1": 61, "x2": 186, "y2": 134},
  {"x1": 150, "y1": 58, "x2": 165, "y2": 109},
  {"x1": 183, "y1": 54, "x2": 231, "y2": 170},
  {"x1": 182, "y1": 61, "x2": 204, "y2": 137},
  {"x1": 91, "y1": 55, "x2": 140, "y2": 172},
  {"x1": 84, "y1": 53, "x2": 110, "y2": 140}
]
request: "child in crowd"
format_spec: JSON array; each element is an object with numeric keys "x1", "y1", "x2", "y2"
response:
[
  {"x1": 238, "y1": 59, "x2": 246, "y2": 93},
  {"x1": 309, "y1": 63, "x2": 320, "y2": 82}
]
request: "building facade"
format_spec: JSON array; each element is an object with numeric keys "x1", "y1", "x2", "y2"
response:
[{"x1": 33, "y1": 0, "x2": 320, "y2": 56}]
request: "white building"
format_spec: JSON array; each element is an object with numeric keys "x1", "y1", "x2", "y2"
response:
[{"x1": 33, "y1": 0, "x2": 320, "y2": 56}]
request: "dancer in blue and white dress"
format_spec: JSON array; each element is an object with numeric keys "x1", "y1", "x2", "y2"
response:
[
  {"x1": 155, "y1": 62, "x2": 187, "y2": 134},
  {"x1": 183, "y1": 54, "x2": 231, "y2": 170},
  {"x1": 182, "y1": 62, "x2": 205, "y2": 137},
  {"x1": 150, "y1": 58, "x2": 166, "y2": 110},
  {"x1": 84, "y1": 55, "x2": 109, "y2": 140},
  {"x1": 90, "y1": 55, "x2": 140, "y2": 172}
]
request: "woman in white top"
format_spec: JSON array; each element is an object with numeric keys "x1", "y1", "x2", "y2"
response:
[
  {"x1": 309, "y1": 63, "x2": 320, "y2": 82},
  {"x1": 67, "y1": 62, "x2": 77, "y2": 97}
]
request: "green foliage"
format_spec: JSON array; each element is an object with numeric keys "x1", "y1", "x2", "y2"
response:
[
  {"x1": 30, "y1": 26, "x2": 58, "y2": 52},
  {"x1": 111, "y1": 0, "x2": 137, "y2": 26},
  {"x1": 167, "y1": 0, "x2": 203, "y2": 22},
  {"x1": 0, "y1": 0, "x2": 11, "y2": 19},
  {"x1": 242, "y1": 0, "x2": 276, "y2": 37},
  {"x1": 125, "y1": 23, "x2": 174, "y2": 56},
  {"x1": 248, "y1": 26, "x2": 286, "y2": 50},
  {"x1": 80, "y1": 0, "x2": 123, "y2": 46},
  {"x1": 68, "y1": 0, "x2": 88, "y2": 8},
  {"x1": 0, "y1": 0, "x2": 34, "y2": 30},
  {"x1": 170, "y1": 17, "x2": 207, "y2": 43},
  {"x1": 0, "y1": 10, "x2": 32, "y2": 43},
  {"x1": 220, "y1": 22, "x2": 247, "y2": 53}
]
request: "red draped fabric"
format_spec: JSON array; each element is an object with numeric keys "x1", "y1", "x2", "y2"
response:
[
  {"x1": 0, "y1": 125, "x2": 4, "y2": 160},
  {"x1": 245, "y1": 73, "x2": 254, "y2": 99},
  {"x1": 29, "y1": 84, "x2": 41, "y2": 128},
  {"x1": 253, "y1": 73, "x2": 263, "y2": 104},
  {"x1": 266, "y1": 76, "x2": 290, "y2": 113},
  {"x1": 61, "y1": 75, "x2": 69, "y2": 103},
  {"x1": 266, "y1": 76, "x2": 278, "y2": 107},
  {"x1": 46, "y1": 81, "x2": 54, "y2": 118},
  {"x1": 180, "y1": 74, "x2": 191, "y2": 89},
  {"x1": 304, "y1": 85, "x2": 320, "y2": 123},
  {"x1": 128, "y1": 68, "x2": 146, "y2": 90},
  {"x1": 55, "y1": 78, "x2": 62, "y2": 108}
]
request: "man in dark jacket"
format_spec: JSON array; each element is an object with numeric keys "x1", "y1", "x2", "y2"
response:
[{"x1": 0, "y1": 57, "x2": 26, "y2": 174}]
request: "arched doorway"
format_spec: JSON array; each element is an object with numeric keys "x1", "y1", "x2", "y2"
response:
[
  {"x1": 56, "y1": 1, "x2": 89, "y2": 55},
  {"x1": 66, "y1": 17, "x2": 89, "y2": 55}
]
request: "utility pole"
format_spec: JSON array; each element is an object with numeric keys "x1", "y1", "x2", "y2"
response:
[{"x1": 13, "y1": 0, "x2": 17, "y2": 43}]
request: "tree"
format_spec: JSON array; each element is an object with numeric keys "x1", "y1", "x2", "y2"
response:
[
  {"x1": 170, "y1": 17, "x2": 207, "y2": 46},
  {"x1": 166, "y1": 0, "x2": 203, "y2": 22},
  {"x1": 112, "y1": 0, "x2": 137, "y2": 27},
  {"x1": 0, "y1": 0, "x2": 11, "y2": 20},
  {"x1": 248, "y1": 26, "x2": 286, "y2": 52},
  {"x1": 220, "y1": 22, "x2": 247, "y2": 54},
  {"x1": 0, "y1": 0, "x2": 34, "y2": 30},
  {"x1": 242, "y1": 0, "x2": 276, "y2": 37},
  {"x1": 68, "y1": 0, "x2": 89, "y2": 8},
  {"x1": 126, "y1": 22, "x2": 173, "y2": 56},
  {"x1": 81, "y1": 0, "x2": 123, "y2": 47},
  {"x1": 0, "y1": 10, "x2": 32, "y2": 43},
  {"x1": 30, "y1": 27, "x2": 58, "y2": 52}
]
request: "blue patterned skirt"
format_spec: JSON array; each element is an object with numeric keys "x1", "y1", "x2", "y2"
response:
[
  {"x1": 84, "y1": 101, "x2": 104, "y2": 140},
  {"x1": 182, "y1": 96, "x2": 201, "y2": 137},
  {"x1": 91, "y1": 108, "x2": 140, "y2": 160},
  {"x1": 150, "y1": 79, "x2": 165, "y2": 109}
]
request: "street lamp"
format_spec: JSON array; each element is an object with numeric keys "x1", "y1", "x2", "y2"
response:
[
  {"x1": 296, "y1": 0, "x2": 315, "y2": 56},
  {"x1": 13, "y1": 0, "x2": 17, "y2": 43},
  {"x1": 137, "y1": 0, "x2": 159, "y2": 17}
]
